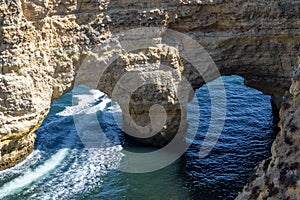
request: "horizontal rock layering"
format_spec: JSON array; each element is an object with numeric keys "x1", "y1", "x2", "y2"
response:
[{"x1": 0, "y1": 0, "x2": 300, "y2": 199}]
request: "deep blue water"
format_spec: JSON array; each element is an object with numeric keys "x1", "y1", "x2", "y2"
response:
[{"x1": 0, "y1": 75, "x2": 278, "y2": 200}]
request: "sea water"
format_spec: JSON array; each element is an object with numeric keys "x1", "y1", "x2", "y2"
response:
[{"x1": 0, "y1": 76, "x2": 278, "y2": 200}]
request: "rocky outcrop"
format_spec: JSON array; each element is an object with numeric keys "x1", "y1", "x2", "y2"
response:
[
  {"x1": 96, "y1": 45, "x2": 188, "y2": 147},
  {"x1": 0, "y1": 0, "x2": 300, "y2": 198}
]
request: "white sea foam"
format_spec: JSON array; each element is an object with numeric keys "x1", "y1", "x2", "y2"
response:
[
  {"x1": 57, "y1": 86, "x2": 108, "y2": 116},
  {"x1": 0, "y1": 135, "x2": 123, "y2": 199},
  {"x1": 0, "y1": 148, "x2": 69, "y2": 199},
  {"x1": 27, "y1": 146, "x2": 124, "y2": 199},
  {"x1": 0, "y1": 85, "x2": 125, "y2": 199}
]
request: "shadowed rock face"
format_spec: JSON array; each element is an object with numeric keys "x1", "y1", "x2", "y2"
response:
[
  {"x1": 236, "y1": 58, "x2": 300, "y2": 200},
  {"x1": 0, "y1": 0, "x2": 300, "y2": 198}
]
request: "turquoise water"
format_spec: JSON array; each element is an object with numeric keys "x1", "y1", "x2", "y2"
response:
[{"x1": 0, "y1": 76, "x2": 278, "y2": 200}]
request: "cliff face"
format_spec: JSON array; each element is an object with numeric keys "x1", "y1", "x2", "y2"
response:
[
  {"x1": 236, "y1": 59, "x2": 300, "y2": 199},
  {"x1": 0, "y1": 0, "x2": 300, "y2": 198}
]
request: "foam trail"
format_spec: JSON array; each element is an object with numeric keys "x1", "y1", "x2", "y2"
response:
[
  {"x1": 0, "y1": 148, "x2": 69, "y2": 199},
  {"x1": 98, "y1": 98, "x2": 111, "y2": 111},
  {"x1": 57, "y1": 87, "x2": 109, "y2": 116}
]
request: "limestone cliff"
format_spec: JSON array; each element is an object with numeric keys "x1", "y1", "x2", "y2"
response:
[
  {"x1": 236, "y1": 57, "x2": 300, "y2": 199},
  {"x1": 0, "y1": 0, "x2": 300, "y2": 199}
]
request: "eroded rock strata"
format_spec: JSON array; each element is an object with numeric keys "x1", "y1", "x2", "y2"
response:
[{"x1": 0, "y1": 0, "x2": 300, "y2": 198}]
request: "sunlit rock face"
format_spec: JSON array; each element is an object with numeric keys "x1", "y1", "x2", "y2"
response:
[
  {"x1": 0, "y1": 1, "x2": 300, "y2": 198},
  {"x1": 96, "y1": 46, "x2": 188, "y2": 147}
]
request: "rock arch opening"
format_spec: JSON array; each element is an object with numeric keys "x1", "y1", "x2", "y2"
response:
[{"x1": 185, "y1": 75, "x2": 279, "y2": 199}]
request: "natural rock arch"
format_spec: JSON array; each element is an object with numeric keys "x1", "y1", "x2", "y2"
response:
[{"x1": 1, "y1": 0, "x2": 300, "y2": 199}]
